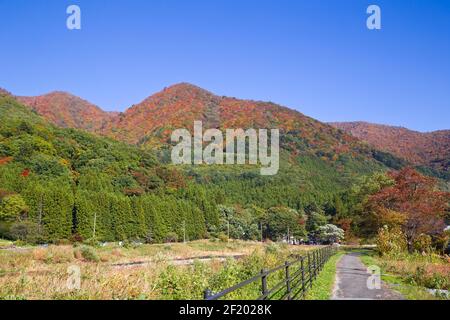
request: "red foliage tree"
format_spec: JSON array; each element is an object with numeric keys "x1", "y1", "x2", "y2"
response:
[
  {"x1": 367, "y1": 168, "x2": 449, "y2": 252},
  {"x1": 0, "y1": 157, "x2": 13, "y2": 166}
]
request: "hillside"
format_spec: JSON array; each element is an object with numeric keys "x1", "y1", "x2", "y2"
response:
[
  {"x1": 0, "y1": 88, "x2": 400, "y2": 243},
  {"x1": 104, "y1": 83, "x2": 360, "y2": 151},
  {"x1": 1, "y1": 85, "x2": 448, "y2": 244},
  {"x1": 16, "y1": 83, "x2": 448, "y2": 178},
  {"x1": 16, "y1": 92, "x2": 115, "y2": 132},
  {"x1": 330, "y1": 122, "x2": 450, "y2": 174},
  {"x1": 17, "y1": 84, "x2": 376, "y2": 157},
  {"x1": 12, "y1": 83, "x2": 405, "y2": 180},
  {"x1": 0, "y1": 93, "x2": 211, "y2": 243},
  {"x1": 7, "y1": 83, "x2": 448, "y2": 183},
  {"x1": 0, "y1": 88, "x2": 11, "y2": 96}
]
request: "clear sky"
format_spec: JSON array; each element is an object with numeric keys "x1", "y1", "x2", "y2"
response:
[{"x1": 0, "y1": 0, "x2": 449, "y2": 132}]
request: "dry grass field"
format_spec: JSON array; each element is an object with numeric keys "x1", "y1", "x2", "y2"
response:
[{"x1": 0, "y1": 240, "x2": 318, "y2": 300}]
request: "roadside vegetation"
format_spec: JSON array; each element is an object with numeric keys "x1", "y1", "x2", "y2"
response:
[
  {"x1": 0, "y1": 93, "x2": 448, "y2": 300},
  {"x1": 304, "y1": 251, "x2": 344, "y2": 300},
  {"x1": 0, "y1": 240, "x2": 322, "y2": 300},
  {"x1": 358, "y1": 248, "x2": 448, "y2": 300}
]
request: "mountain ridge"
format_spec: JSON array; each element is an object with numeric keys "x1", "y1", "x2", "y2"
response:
[
  {"x1": 3, "y1": 83, "x2": 449, "y2": 178},
  {"x1": 330, "y1": 121, "x2": 450, "y2": 172},
  {"x1": 330, "y1": 121, "x2": 449, "y2": 134},
  {"x1": 16, "y1": 91, "x2": 116, "y2": 132}
]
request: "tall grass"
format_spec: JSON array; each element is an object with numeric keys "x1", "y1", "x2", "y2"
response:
[
  {"x1": 359, "y1": 249, "x2": 449, "y2": 300},
  {"x1": 0, "y1": 240, "x2": 315, "y2": 300}
]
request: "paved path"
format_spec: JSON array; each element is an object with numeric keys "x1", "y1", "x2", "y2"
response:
[{"x1": 332, "y1": 253, "x2": 404, "y2": 300}]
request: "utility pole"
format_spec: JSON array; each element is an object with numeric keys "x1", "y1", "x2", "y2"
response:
[
  {"x1": 93, "y1": 212, "x2": 97, "y2": 239},
  {"x1": 287, "y1": 227, "x2": 290, "y2": 245},
  {"x1": 38, "y1": 195, "x2": 43, "y2": 234},
  {"x1": 260, "y1": 222, "x2": 263, "y2": 243}
]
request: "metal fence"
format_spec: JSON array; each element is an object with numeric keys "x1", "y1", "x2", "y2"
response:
[{"x1": 204, "y1": 245, "x2": 338, "y2": 300}]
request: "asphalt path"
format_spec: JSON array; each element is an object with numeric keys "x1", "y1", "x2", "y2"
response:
[{"x1": 332, "y1": 253, "x2": 404, "y2": 300}]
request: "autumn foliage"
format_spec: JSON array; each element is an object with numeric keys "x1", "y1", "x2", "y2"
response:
[
  {"x1": 331, "y1": 122, "x2": 450, "y2": 173},
  {"x1": 367, "y1": 168, "x2": 449, "y2": 252}
]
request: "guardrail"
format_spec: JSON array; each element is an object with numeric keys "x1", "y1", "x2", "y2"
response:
[{"x1": 204, "y1": 245, "x2": 338, "y2": 300}]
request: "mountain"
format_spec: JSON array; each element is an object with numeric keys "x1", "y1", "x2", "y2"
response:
[
  {"x1": 15, "y1": 83, "x2": 388, "y2": 166},
  {"x1": 330, "y1": 122, "x2": 450, "y2": 173},
  {"x1": 1, "y1": 84, "x2": 448, "y2": 244},
  {"x1": 16, "y1": 91, "x2": 115, "y2": 132},
  {"x1": 0, "y1": 88, "x2": 11, "y2": 97},
  {"x1": 104, "y1": 83, "x2": 364, "y2": 152},
  {"x1": 1, "y1": 84, "x2": 403, "y2": 207},
  {"x1": 6, "y1": 83, "x2": 449, "y2": 181},
  {"x1": 0, "y1": 93, "x2": 210, "y2": 242}
]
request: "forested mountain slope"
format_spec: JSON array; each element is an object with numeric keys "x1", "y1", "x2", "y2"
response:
[
  {"x1": 0, "y1": 89, "x2": 401, "y2": 243},
  {"x1": 0, "y1": 92, "x2": 212, "y2": 242},
  {"x1": 5, "y1": 83, "x2": 448, "y2": 244},
  {"x1": 17, "y1": 92, "x2": 116, "y2": 132},
  {"x1": 331, "y1": 122, "x2": 450, "y2": 176}
]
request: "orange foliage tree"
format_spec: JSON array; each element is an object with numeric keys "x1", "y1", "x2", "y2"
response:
[{"x1": 367, "y1": 168, "x2": 449, "y2": 253}]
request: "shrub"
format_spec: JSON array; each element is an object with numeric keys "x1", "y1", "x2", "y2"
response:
[
  {"x1": 408, "y1": 265, "x2": 450, "y2": 290},
  {"x1": 83, "y1": 238, "x2": 100, "y2": 247},
  {"x1": 165, "y1": 232, "x2": 178, "y2": 243},
  {"x1": 71, "y1": 234, "x2": 83, "y2": 243},
  {"x1": 265, "y1": 242, "x2": 280, "y2": 255},
  {"x1": 413, "y1": 234, "x2": 433, "y2": 253},
  {"x1": 79, "y1": 246, "x2": 99, "y2": 262},
  {"x1": 218, "y1": 233, "x2": 228, "y2": 243},
  {"x1": 157, "y1": 262, "x2": 211, "y2": 299},
  {"x1": 9, "y1": 221, "x2": 40, "y2": 244},
  {"x1": 376, "y1": 226, "x2": 407, "y2": 256}
]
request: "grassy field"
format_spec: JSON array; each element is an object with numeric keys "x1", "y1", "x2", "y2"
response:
[
  {"x1": 358, "y1": 248, "x2": 449, "y2": 300},
  {"x1": 0, "y1": 239, "x2": 13, "y2": 247},
  {"x1": 0, "y1": 239, "x2": 320, "y2": 300},
  {"x1": 304, "y1": 251, "x2": 344, "y2": 300}
]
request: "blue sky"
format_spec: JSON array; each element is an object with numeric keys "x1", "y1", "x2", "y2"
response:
[{"x1": 0, "y1": 0, "x2": 449, "y2": 132}]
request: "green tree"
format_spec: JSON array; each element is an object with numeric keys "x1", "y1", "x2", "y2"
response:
[
  {"x1": 0, "y1": 194, "x2": 28, "y2": 221},
  {"x1": 306, "y1": 211, "x2": 328, "y2": 234},
  {"x1": 265, "y1": 207, "x2": 307, "y2": 241}
]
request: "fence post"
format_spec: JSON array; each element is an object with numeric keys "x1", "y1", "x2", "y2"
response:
[
  {"x1": 300, "y1": 257, "x2": 306, "y2": 298},
  {"x1": 285, "y1": 261, "x2": 291, "y2": 300},
  {"x1": 316, "y1": 250, "x2": 320, "y2": 277},
  {"x1": 308, "y1": 252, "x2": 312, "y2": 288},
  {"x1": 261, "y1": 269, "x2": 268, "y2": 300},
  {"x1": 321, "y1": 248, "x2": 324, "y2": 269},
  {"x1": 314, "y1": 250, "x2": 319, "y2": 280},
  {"x1": 318, "y1": 249, "x2": 322, "y2": 271},
  {"x1": 321, "y1": 248, "x2": 324, "y2": 270}
]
